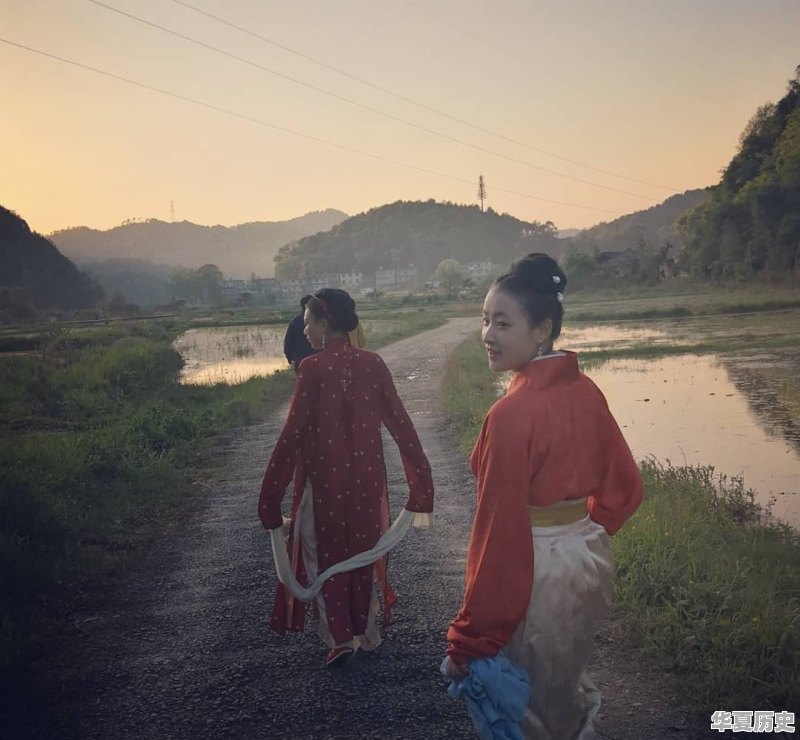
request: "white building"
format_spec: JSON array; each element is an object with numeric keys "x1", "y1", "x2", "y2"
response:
[
  {"x1": 466, "y1": 261, "x2": 494, "y2": 279},
  {"x1": 339, "y1": 271, "x2": 364, "y2": 288},
  {"x1": 374, "y1": 265, "x2": 418, "y2": 289}
]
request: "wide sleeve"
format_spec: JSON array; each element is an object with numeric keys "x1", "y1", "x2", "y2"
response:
[
  {"x1": 258, "y1": 366, "x2": 315, "y2": 530},
  {"x1": 587, "y1": 403, "x2": 643, "y2": 536},
  {"x1": 377, "y1": 359, "x2": 434, "y2": 514},
  {"x1": 447, "y1": 409, "x2": 534, "y2": 664}
]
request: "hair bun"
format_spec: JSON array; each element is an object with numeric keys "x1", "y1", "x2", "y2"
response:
[
  {"x1": 512, "y1": 253, "x2": 568, "y2": 296},
  {"x1": 315, "y1": 288, "x2": 359, "y2": 333}
]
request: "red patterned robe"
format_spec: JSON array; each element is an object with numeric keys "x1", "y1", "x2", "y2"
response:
[{"x1": 259, "y1": 336, "x2": 434, "y2": 646}]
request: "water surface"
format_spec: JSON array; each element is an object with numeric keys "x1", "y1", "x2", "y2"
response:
[
  {"x1": 585, "y1": 352, "x2": 800, "y2": 528},
  {"x1": 173, "y1": 325, "x2": 287, "y2": 385}
]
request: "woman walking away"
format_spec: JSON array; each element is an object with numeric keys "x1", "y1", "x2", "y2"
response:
[
  {"x1": 445, "y1": 253, "x2": 642, "y2": 738},
  {"x1": 259, "y1": 288, "x2": 434, "y2": 667}
]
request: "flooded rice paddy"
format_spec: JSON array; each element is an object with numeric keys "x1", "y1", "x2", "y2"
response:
[
  {"x1": 173, "y1": 325, "x2": 288, "y2": 385},
  {"x1": 173, "y1": 319, "x2": 399, "y2": 385},
  {"x1": 584, "y1": 351, "x2": 800, "y2": 528},
  {"x1": 176, "y1": 314, "x2": 800, "y2": 527},
  {"x1": 514, "y1": 316, "x2": 800, "y2": 528}
]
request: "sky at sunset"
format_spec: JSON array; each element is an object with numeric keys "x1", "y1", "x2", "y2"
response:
[{"x1": 2, "y1": 0, "x2": 799, "y2": 235}]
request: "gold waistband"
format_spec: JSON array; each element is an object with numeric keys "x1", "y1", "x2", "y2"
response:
[{"x1": 528, "y1": 499, "x2": 588, "y2": 527}]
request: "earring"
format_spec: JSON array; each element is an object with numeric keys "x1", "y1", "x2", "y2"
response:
[
  {"x1": 322, "y1": 333, "x2": 326, "y2": 350},
  {"x1": 536, "y1": 343, "x2": 545, "y2": 357}
]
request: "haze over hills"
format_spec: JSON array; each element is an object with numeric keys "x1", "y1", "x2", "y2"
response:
[
  {"x1": 49, "y1": 209, "x2": 349, "y2": 278},
  {"x1": 561, "y1": 188, "x2": 711, "y2": 255}
]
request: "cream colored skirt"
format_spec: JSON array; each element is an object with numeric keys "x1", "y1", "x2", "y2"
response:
[{"x1": 504, "y1": 515, "x2": 613, "y2": 740}]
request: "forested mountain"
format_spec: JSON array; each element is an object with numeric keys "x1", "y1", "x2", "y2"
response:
[
  {"x1": 273, "y1": 200, "x2": 562, "y2": 280},
  {"x1": 679, "y1": 67, "x2": 800, "y2": 279},
  {"x1": 0, "y1": 205, "x2": 102, "y2": 319},
  {"x1": 50, "y1": 209, "x2": 348, "y2": 278},
  {"x1": 563, "y1": 189, "x2": 710, "y2": 255}
]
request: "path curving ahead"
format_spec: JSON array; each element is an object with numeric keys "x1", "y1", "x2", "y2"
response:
[{"x1": 21, "y1": 318, "x2": 705, "y2": 739}]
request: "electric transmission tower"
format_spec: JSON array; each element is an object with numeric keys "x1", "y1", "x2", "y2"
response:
[{"x1": 477, "y1": 174, "x2": 487, "y2": 212}]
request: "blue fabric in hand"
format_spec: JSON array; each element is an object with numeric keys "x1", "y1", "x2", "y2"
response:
[{"x1": 441, "y1": 655, "x2": 530, "y2": 740}]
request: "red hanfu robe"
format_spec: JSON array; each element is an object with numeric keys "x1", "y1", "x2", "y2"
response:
[
  {"x1": 259, "y1": 336, "x2": 434, "y2": 646},
  {"x1": 447, "y1": 351, "x2": 642, "y2": 663}
]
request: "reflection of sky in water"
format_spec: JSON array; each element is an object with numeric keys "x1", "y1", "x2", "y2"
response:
[
  {"x1": 182, "y1": 358, "x2": 288, "y2": 385},
  {"x1": 559, "y1": 324, "x2": 668, "y2": 352},
  {"x1": 174, "y1": 326, "x2": 287, "y2": 385},
  {"x1": 587, "y1": 354, "x2": 800, "y2": 528}
]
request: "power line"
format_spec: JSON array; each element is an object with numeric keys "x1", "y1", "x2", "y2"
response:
[
  {"x1": 86, "y1": 0, "x2": 659, "y2": 202},
  {"x1": 171, "y1": 0, "x2": 677, "y2": 192},
  {"x1": 0, "y1": 37, "x2": 623, "y2": 217},
  {"x1": 403, "y1": 0, "x2": 544, "y2": 74}
]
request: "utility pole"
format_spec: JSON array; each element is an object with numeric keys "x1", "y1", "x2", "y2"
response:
[{"x1": 477, "y1": 174, "x2": 486, "y2": 212}]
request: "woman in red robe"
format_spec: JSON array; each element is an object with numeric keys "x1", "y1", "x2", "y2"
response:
[
  {"x1": 446, "y1": 254, "x2": 643, "y2": 738},
  {"x1": 259, "y1": 288, "x2": 434, "y2": 667}
]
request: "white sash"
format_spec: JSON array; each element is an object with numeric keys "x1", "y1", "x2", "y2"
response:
[{"x1": 269, "y1": 507, "x2": 432, "y2": 602}]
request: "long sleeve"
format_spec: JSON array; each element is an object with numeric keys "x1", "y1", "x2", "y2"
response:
[
  {"x1": 587, "y1": 403, "x2": 643, "y2": 536},
  {"x1": 447, "y1": 409, "x2": 534, "y2": 664},
  {"x1": 377, "y1": 360, "x2": 434, "y2": 514},
  {"x1": 258, "y1": 367, "x2": 316, "y2": 529}
]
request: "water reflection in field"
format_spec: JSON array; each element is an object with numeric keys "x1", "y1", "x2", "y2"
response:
[
  {"x1": 559, "y1": 324, "x2": 669, "y2": 352},
  {"x1": 173, "y1": 319, "x2": 397, "y2": 384},
  {"x1": 585, "y1": 351, "x2": 800, "y2": 528},
  {"x1": 174, "y1": 325, "x2": 287, "y2": 385}
]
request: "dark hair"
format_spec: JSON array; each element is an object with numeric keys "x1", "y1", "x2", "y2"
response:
[
  {"x1": 300, "y1": 294, "x2": 314, "y2": 310},
  {"x1": 307, "y1": 288, "x2": 359, "y2": 334},
  {"x1": 493, "y1": 252, "x2": 567, "y2": 340}
]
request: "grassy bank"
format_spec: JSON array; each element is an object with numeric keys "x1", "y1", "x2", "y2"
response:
[
  {"x1": 442, "y1": 332, "x2": 800, "y2": 710},
  {"x1": 360, "y1": 307, "x2": 449, "y2": 349},
  {"x1": 0, "y1": 322, "x2": 294, "y2": 668}
]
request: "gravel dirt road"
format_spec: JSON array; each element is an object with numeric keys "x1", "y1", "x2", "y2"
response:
[{"x1": 13, "y1": 318, "x2": 717, "y2": 739}]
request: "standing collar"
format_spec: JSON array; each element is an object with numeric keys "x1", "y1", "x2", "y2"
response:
[{"x1": 508, "y1": 350, "x2": 580, "y2": 391}]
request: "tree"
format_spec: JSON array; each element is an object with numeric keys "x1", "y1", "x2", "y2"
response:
[
  {"x1": 680, "y1": 67, "x2": 800, "y2": 280},
  {"x1": 477, "y1": 174, "x2": 487, "y2": 212},
  {"x1": 197, "y1": 263, "x2": 224, "y2": 304},
  {"x1": 434, "y1": 259, "x2": 466, "y2": 296}
]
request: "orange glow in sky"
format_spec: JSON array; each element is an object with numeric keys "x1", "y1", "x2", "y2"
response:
[{"x1": 1, "y1": 0, "x2": 798, "y2": 234}]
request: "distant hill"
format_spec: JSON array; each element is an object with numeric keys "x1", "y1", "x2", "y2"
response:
[
  {"x1": 79, "y1": 258, "x2": 175, "y2": 308},
  {"x1": 563, "y1": 188, "x2": 710, "y2": 255},
  {"x1": 680, "y1": 67, "x2": 800, "y2": 279},
  {"x1": 273, "y1": 200, "x2": 563, "y2": 280},
  {"x1": 50, "y1": 209, "x2": 349, "y2": 278},
  {"x1": 0, "y1": 205, "x2": 102, "y2": 318}
]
